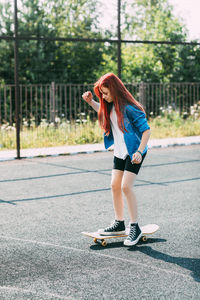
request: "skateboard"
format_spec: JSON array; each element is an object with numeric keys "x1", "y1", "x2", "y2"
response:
[{"x1": 82, "y1": 224, "x2": 159, "y2": 247}]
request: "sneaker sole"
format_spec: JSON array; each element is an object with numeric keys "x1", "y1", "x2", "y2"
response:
[
  {"x1": 98, "y1": 230, "x2": 126, "y2": 236},
  {"x1": 123, "y1": 232, "x2": 143, "y2": 246}
]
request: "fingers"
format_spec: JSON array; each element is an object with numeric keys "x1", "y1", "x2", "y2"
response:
[
  {"x1": 82, "y1": 91, "x2": 93, "y2": 103},
  {"x1": 131, "y1": 152, "x2": 142, "y2": 164}
]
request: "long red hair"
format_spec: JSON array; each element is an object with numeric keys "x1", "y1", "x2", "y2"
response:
[{"x1": 94, "y1": 73, "x2": 145, "y2": 135}]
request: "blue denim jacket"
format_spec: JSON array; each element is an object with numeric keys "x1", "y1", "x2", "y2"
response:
[{"x1": 104, "y1": 104, "x2": 150, "y2": 158}]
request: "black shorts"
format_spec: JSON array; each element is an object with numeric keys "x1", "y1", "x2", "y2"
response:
[{"x1": 113, "y1": 152, "x2": 147, "y2": 175}]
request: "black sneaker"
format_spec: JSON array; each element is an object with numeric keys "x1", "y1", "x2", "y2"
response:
[
  {"x1": 124, "y1": 223, "x2": 142, "y2": 246},
  {"x1": 98, "y1": 220, "x2": 126, "y2": 236}
]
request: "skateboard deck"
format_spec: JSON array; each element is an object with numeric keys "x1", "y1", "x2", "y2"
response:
[{"x1": 82, "y1": 224, "x2": 159, "y2": 247}]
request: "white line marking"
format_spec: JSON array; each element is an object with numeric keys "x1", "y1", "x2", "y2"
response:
[
  {"x1": 0, "y1": 235, "x2": 192, "y2": 280},
  {"x1": 0, "y1": 286, "x2": 66, "y2": 299}
]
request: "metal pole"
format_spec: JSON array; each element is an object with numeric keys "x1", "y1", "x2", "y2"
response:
[
  {"x1": 14, "y1": 0, "x2": 20, "y2": 158},
  {"x1": 117, "y1": 0, "x2": 121, "y2": 79}
]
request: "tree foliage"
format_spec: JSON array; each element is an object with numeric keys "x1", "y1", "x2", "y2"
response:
[
  {"x1": 120, "y1": 0, "x2": 200, "y2": 82},
  {"x1": 0, "y1": 0, "x2": 106, "y2": 84},
  {"x1": 0, "y1": 0, "x2": 199, "y2": 84}
]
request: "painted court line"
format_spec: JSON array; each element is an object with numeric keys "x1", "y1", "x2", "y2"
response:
[
  {"x1": 0, "y1": 286, "x2": 66, "y2": 299},
  {"x1": 0, "y1": 235, "x2": 192, "y2": 280}
]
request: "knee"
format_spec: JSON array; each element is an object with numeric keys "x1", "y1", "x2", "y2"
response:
[
  {"x1": 111, "y1": 180, "x2": 121, "y2": 192},
  {"x1": 122, "y1": 183, "x2": 133, "y2": 195}
]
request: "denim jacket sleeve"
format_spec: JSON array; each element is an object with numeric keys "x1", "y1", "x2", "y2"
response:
[{"x1": 125, "y1": 105, "x2": 150, "y2": 133}]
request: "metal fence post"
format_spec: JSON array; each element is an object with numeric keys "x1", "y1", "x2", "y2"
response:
[
  {"x1": 139, "y1": 82, "x2": 146, "y2": 109},
  {"x1": 117, "y1": 0, "x2": 121, "y2": 79},
  {"x1": 50, "y1": 81, "x2": 55, "y2": 123},
  {"x1": 14, "y1": 0, "x2": 20, "y2": 159}
]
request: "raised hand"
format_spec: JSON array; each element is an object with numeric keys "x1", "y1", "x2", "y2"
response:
[{"x1": 82, "y1": 91, "x2": 93, "y2": 104}]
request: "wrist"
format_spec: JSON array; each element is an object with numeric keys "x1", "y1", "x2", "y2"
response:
[{"x1": 136, "y1": 150, "x2": 143, "y2": 156}]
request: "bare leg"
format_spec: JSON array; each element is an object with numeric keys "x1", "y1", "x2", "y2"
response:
[
  {"x1": 121, "y1": 171, "x2": 137, "y2": 223},
  {"x1": 111, "y1": 169, "x2": 124, "y2": 220}
]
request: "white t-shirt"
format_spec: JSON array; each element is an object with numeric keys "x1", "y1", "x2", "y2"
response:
[{"x1": 110, "y1": 106, "x2": 128, "y2": 159}]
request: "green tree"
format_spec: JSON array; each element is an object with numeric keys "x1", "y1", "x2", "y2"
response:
[
  {"x1": 121, "y1": 0, "x2": 198, "y2": 83},
  {"x1": 0, "y1": 0, "x2": 108, "y2": 84},
  {"x1": 17, "y1": 0, "x2": 57, "y2": 83},
  {"x1": 0, "y1": 1, "x2": 15, "y2": 83},
  {"x1": 45, "y1": 0, "x2": 106, "y2": 83},
  {"x1": 172, "y1": 44, "x2": 200, "y2": 82},
  {"x1": 0, "y1": 0, "x2": 56, "y2": 83}
]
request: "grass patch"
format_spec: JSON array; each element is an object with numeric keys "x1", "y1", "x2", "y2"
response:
[
  {"x1": 0, "y1": 117, "x2": 103, "y2": 150},
  {"x1": 0, "y1": 106, "x2": 200, "y2": 150},
  {"x1": 149, "y1": 114, "x2": 200, "y2": 139}
]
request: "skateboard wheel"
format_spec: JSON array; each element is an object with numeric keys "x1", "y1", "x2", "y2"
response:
[
  {"x1": 101, "y1": 241, "x2": 107, "y2": 247},
  {"x1": 142, "y1": 236, "x2": 147, "y2": 242},
  {"x1": 94, "y1": 238, "x2": 98, "y2": 243}
]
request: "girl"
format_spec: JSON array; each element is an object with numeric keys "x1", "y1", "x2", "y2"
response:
[{"x1": 82, "y1": 73, "x2": 151, "y2": 246}]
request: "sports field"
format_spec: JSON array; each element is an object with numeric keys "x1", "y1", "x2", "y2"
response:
[{"x1": 0, "y1": 145, "x2": 200, "y2": 299}]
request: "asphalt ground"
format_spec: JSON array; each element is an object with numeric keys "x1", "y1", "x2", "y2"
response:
[{"x1": 0, "y1": 145, "x2": 200, "y2": 300}]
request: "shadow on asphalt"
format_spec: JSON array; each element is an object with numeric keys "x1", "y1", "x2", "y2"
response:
[
  {"x1": 128, "y1": 246, "x2": 200, "y2": 283},
  {"x1": 89, "y1": 238, "x2": 166, "y2": 251},
  {"x1": 89, "y1": 238, "x2": 200, "y2": 283}
]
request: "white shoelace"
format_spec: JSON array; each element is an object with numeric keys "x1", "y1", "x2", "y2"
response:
[
  {"x1": 105, "y1": 220, "x2": 120, "y2": 231},
  {"x1": 128, "y1": 225, "x2": 137, "y2": 240}
]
